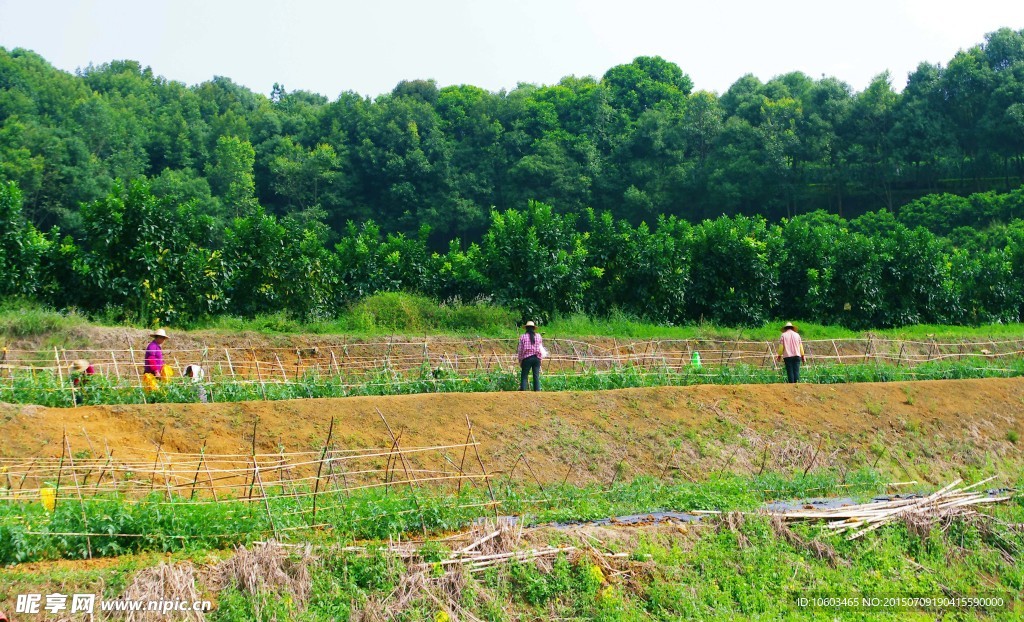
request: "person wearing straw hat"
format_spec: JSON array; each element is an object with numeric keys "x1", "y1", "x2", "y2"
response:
[
  {"x1": 776, "y1": 322, "x2": 806, "y2": 383},
  {"x1": 143, "y1": 329, "x2": 170, "y2": 390},
  {"x1": 69, "y1": 359, "x2": 94, "y2": 404},
  {"x1": 517, "y1": 320, "x2": 545, "y2": 391}
]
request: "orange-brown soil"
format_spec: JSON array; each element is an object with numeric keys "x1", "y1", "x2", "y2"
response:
[{"x1": 3, "y1": 378, "x2": 1022, "y2": 485}]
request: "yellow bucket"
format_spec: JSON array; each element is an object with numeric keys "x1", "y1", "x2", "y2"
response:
[{"x1": 40, "y1": 486, "x2": 56, "y2": 512}]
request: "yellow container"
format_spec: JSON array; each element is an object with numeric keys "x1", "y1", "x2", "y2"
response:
[{"x1": 40, "y1": 486, "x2": 56, "y2": 512}]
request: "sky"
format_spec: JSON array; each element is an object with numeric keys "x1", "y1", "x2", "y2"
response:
[{"x1": 1, "y1": 0, "x2": 1023, "y2": 99}]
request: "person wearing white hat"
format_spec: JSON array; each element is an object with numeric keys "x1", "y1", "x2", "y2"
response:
[
  {"x1": 516, "y1": 321, "x2": 545, "y2": 391},
  {"x1": 183, "y1": 364, "x2": 208, "y2": 403},
  {"x1": 776, "y1": 322, "x2": 805, "y2": 383},
  {"x1": 144, "y1": 329, "x2": 169, "y2": 380}
]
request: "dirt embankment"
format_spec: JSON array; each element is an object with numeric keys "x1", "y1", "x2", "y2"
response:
[{"x1": 2, "y1": 378, "x2": 1022, "y2": 485}]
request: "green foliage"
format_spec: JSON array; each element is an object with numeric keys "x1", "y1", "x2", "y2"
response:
[
  {"x1": 4, "y1": 30, "x2": 1024, "y2": 328},
  {"x1": 0, "y1": 181, "x2": 50, "y2": 298},
  {"x1": 63, "y1": 180, "x2": 226, "y2": 325},
  {"x1": 480, "y1": 201, "x2": 591, "y2": 321}
]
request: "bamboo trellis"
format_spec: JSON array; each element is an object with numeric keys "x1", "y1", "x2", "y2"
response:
[{"x1": 1, "y1": 337, "x2": 1021, "y2": 387}]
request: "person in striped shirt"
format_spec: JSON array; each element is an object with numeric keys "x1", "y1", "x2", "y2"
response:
[
  {"x1": 776, "y1": 322, "x2": 806, "y2": 383},
  {"x1": 517, "y1": 321, "x2": 545, "y2": 391}
]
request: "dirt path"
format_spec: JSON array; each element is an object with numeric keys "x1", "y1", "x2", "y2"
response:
[{"x1": 3, "y1": 378, "x2": 1022, "y2": 485}]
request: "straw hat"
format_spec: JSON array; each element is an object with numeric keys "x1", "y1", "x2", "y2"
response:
[
  {"x1": 784, "y1": 322, "x2": 793, "y2": 328},
  {"x1": 69, "y1": 359, "x2": 90, "y2": 373},
  {"x1": 524, "y1": 321, "x2": 536, "y2": 328},
  {"x1": 151, "y1": 328, "x2": 168, "y2": 339}
]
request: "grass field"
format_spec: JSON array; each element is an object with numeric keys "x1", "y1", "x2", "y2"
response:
[
  {"x1": 2, "y1": 471, "x2": 1022, "y2": 620},
  {"x1": 6, "y1": 295, "x2": 1024, "y2": 343}
]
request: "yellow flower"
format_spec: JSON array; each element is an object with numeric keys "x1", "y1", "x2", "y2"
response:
[{"x1": 434, "y1": 611, "x2": 450, "y2": 622}]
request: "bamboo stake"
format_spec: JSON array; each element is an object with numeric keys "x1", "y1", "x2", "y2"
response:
[
  {"x1": 150, "y1": 426, "x2": 165, "y2": 494},
  {"x1": 457, "y1": 425, "x2": 473, "y2": 495},
  {"x1": 275, "y1": 354, "x2": 288, "y2": 383},
  {"x1": 104, "y1": 439, "x2": 118, "y2": 497},
  {"x1": 311, "y1": 417, "x2": 335, "y2": 525},
  {"x1": 253, "y1": 460, "x2": 279, "y2": 540},
  {"x1": 247, "y1": 418, "x2": 259, "y2": 501},
  {"x1": 377, "y1": 408, "x2": 427, "y2": 537},
  {"x1": 126, "y1": 337, "x2": 147, "y2": 404},
  {"x1": 63, "y1": 432, "x2": 93, "y2": 558},
  {"x1": 250, "y1": 345, "x2": 267, "y2": 400},
  {"x1": 225, "y1": 348, "x2": 236, "y2": 379},
  {"x1": 56, "y1": 347, "x2": 76, "y2": 406},
  {"x1": 466, "y1": 415, "x2": 498, "y2": 521},
  {"x1": 54, "y1": 430, "x2": 67, "y2": 510},
  {"x1": 203, "y1": 450, "x2": 219, "y2": 502},
  {"x1": 190, "y1": 440, "x2": 207, "y2": 500}
]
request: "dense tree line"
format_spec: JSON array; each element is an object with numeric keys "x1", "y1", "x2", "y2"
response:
[
  {"x1": 1, "y1": 29, "x2": 1023, "y2": 247},
  {"x1": 4, "y1": 178, "x2": 1024, "y2": 328}
]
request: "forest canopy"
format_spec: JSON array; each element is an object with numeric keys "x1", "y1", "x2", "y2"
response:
[{"x1": 2, "y1": 28, "x2": 1024, "y2": 328}]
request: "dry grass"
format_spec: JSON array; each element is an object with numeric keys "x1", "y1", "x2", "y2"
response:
[
  {"x1": 111, "y1": 562, "x2": 207, "y2": 621},
  {"x1": 769, "y1": 514, "x2": 846, "y2": 568},
  {"x1": 209, "y1": 541, "x2": 314, "y2": 618},
  {"x1": 718, "y1": 511, "x2": 750, "y2": 549}
]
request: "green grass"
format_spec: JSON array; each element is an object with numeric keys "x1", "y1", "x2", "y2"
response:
[
  {"x1": 0, "y1": 468, "x2": 905, "y2": 565},
  {"x1": 0, "y1": 299, "x2": 88, "y2": 338},
  {"x1": 2, "y1": 471, "x2": 1022, "y2": 621},
  {"x1": 7, "y1": 295, "x2": 1024, "y2": 342}
]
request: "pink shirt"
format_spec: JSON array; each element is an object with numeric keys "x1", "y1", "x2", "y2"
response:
[
  {"x1": 517, "y1": 333, "x2": 544, "y2": 360},
  {"x1": 779, "y1": 331, "x2": 804, "y2": 358}
]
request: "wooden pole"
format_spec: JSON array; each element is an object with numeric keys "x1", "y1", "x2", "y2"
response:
[
  {"x1": 126, "y1": 337, "x2": 147, "y2": 404},
  {"x1": 55, "y1": 428, "x2": 67, "y2": 509},
  {"x1": 225, "y1": 348, "x2": 236, "y2": 379},
  {"x1": 63, "y1": 432, "x2": 93, "y2": 558},
  {"x1": 253, "y1": 460, "x2": 279, "y2": 540},
  {"x1": 56, "y1": 347, "x2": 75, "y2": 406},
  {"x1": 247, "y1": 418, "x2": 259, "y2": 501},
  {"x1": 466, "y1": 415, "x2": 498, "y2": 520},
  {"x1": 377, "y1": 408, "x2": 427, "y2": 537},
  {"x1": 275, "y1": 354, "x2": 288, "y2": 383},
  {"x1": 250, "y1": 345, "x2": 267, "y2": 400},
  {"x1": 457, "y1": 425, "x2": 473, "y2": 495},
  {"x1": 150, "y1": 425, "x2": 165, "y2": 494},
  {"x1": 190, "y1": 440, "x2": 207, "y2": 500},
  {"x1": 311, "y1": 417, "x2": 335, "y2": 525}
]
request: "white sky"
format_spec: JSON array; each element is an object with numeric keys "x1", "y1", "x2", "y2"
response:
[{"x1": 1, "y1": 0, "x2": 1023, "y2": 99}]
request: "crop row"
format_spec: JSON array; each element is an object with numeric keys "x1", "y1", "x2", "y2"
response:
[{"x1": 0, "y1": 359, "x2": 1021, "y2": 407}]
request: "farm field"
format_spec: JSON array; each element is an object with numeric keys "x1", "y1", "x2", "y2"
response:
[{"x1": 2, "y1": 377, "x2": 1023, "y2": 620}]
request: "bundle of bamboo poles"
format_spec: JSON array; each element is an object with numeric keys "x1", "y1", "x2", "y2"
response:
[{"x1": 774, "y1": 478, "x2": 1010, "y2": 540}]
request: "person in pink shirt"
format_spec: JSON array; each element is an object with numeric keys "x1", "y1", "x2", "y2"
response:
[
  {"x1": 517, "y1": 320, "x2": 545, "y2": 391},
  {"x1": 776, "y1": 322, "x2": 806, "y2": 383}
]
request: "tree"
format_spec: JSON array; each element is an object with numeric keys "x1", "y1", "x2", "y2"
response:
[
  {"x1": 480, "y1": 201, "x2": 591, "y2": 321},
  {"x1": 0, "y1": 180, "x2": 49, "y2": 298},
  {"x1": 206, "y1": 135, "x2": 257, "y2": 218}
]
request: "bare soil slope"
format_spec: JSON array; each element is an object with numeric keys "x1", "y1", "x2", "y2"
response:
[{"x1": 2, "y1": 378, "x2": 1022, "y2": 484}]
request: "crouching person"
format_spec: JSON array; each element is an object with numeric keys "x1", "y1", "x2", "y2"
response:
[
  {"x1": 183, "y1": 364, "x2": 208, "y2": 403},
  {"x1": 69, "y1": 359, "x2": 94, "y2": 405}
]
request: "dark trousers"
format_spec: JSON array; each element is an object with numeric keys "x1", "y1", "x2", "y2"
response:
[
  {"x1": 519, "y1": 355, "x2": 541, "y2": 391},
  {"x1": 784, "y1": 356, "x2": 801, "y2": 383}
]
